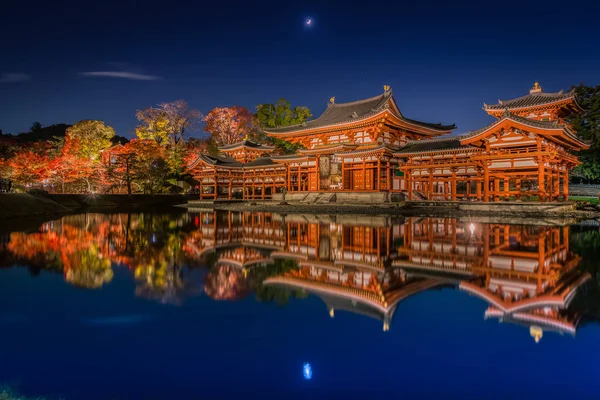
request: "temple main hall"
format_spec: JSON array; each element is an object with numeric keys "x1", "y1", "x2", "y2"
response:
[{"x1": 188, "y1": 83, "x2": 588, "y2": 202}]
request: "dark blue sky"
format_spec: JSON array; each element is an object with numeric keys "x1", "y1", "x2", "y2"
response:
[{"x1": 1, "y1": 0, "x2": 599, "y2": 137}]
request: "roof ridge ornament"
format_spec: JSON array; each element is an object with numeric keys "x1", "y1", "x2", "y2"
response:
[
  {"x1": 383, "y1": 85, "x2": 391, "y2": 94},
  {"x1": 530, "y1": 81, "x2": 543, "y2": 94},
  {"x1": 329, "y1": 96, "x2": 335, "y2": 104}
]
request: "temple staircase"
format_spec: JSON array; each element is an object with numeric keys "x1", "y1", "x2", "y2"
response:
[
  {"x1": 300, "y1": 192, "x2": 337, "y2": 204},
  {"x1": 315, "y1": 193, "x2": 336, "y2": 203},
  {"x1": 300, "y1": 193, "x2": 321, "y2": 203},
  {"x1": 410, "y1": 191, "x2": 428, "y2": 200}
]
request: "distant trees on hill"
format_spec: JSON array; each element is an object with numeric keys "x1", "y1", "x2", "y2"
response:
[{"x1": 1, "y1": 123, "x2": 70, "y2": 143}]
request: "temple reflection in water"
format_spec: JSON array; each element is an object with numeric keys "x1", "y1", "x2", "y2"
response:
[{"x1": 0, "y1": 211, "x2": 593, "y2": 341}]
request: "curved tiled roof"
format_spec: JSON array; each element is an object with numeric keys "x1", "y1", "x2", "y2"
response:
[
  {"x1": 243, "y1": 156, "x2": 277, "y2": 168},
  {"x1": 339, "y1": 144, "x2": 396, "y2": 156},
  {"x1": 463, "y1": 110, "x2": 581, "y2": 139},
  {"x1": 403, "y1": 117, "x2": 456, "y2": 131},
  {"x1": 484, "y1": 89, "x2": 577, "y2": 111},
  {"x1": 219, "y1": 140, "x2": 274, "y2": 151},
  {"x1": 264, "y1": 90, "x2": 455, "y2": 135},
  {"x1": 394, "y1": 136, "x2": 470, "y2": 154},
  {"x1": 270, "y1": 154, "x2": 312, "y2": 161},
  {"x1": 188, "y1": 154, "x2": 243, "y2": 169}
]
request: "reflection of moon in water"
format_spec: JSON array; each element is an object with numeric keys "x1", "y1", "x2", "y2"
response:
[{"x1": 303, "y1": 362, "x2": 312, "y2": 380}]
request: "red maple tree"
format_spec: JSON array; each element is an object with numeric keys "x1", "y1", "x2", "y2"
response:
[{"x1": 204, "y1": 106, "x2": 254, "y2": 146}]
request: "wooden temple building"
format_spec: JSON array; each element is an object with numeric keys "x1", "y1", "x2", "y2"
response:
[{"x1": 188, "y1": 83, "x2": 588, "y2": 202}]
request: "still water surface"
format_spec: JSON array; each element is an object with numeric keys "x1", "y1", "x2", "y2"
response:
[{"x1": 1, "y1": 211, "x2": 600, "y2": 399}]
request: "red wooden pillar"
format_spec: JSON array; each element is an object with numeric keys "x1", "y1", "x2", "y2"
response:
[
  {"x1": 483, "y1": 163, "x2": 489, "y2": 202},
  {"x1": 451, "y1": 169, "x2": 457, "y2": 201}
]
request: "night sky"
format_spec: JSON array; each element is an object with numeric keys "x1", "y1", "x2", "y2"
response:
[{"x1": 2, "y1": 0, "x2": 599, "y2": 137}]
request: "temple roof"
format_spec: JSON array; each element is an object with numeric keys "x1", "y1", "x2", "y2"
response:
[
  {"x1": 461, "y1": 110, "x2": 589, "y2": 150},
  {"x1": 270, "y1": 154, "x2": 312, "y2": 162},
  {"x1": 394, "y1": 136, "x2": 469, "y2": 154},
  {"x1": 264, "y1": 89, "x2": 455, "y2": 135},
  {"x1": 188, "y1": 154, "x2": 243, "y2": 169},
  {"x1": 297, "y1": 143, "x2": 358, "y2": 154},
  {"x1": 243, "y1": 156, "x2": 277, "y2": 168},
  {"x1": 484, "y1": 87, "x2": 580, "y2": 111},
  {"x1": 465, "y1": 111, "x2": 568, "y2": 137},
  {"x1": 219, "y1": 140, "x2": 274, "y2": 151},
  {"x1": 339, "y1": 144, "x2": 396, "y2": 156}
]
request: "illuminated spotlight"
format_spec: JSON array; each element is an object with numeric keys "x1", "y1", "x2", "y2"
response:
[
  {"x1": 469, "y1": 223, "x2": 475, "y2": 235},
  {"x1": 303, "y1": 362, "x2": 312, "y2": 380}
]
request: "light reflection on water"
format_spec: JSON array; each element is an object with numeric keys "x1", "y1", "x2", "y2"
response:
[{"x1": 0, "y1": 211, "x2": 600, "y2": 399}]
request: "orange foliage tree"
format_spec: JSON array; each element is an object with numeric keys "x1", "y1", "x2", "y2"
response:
[
  {"x1": 184, "y1": 137, "x2": 209, "y2": 166},
  {"x1": 105, "y1": 139, "x2": 168, "y2": 194},
  {"x1": 45, "y1": 136, "x2": 97, "y2": 192},
  {"x1": 8, "y1": 149, "x2": 49, "y2": 188},
  {"x1": 204, "y1": 106, "x2": 254, "y2": 146}
]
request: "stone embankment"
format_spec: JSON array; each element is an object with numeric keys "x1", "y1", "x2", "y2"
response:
[{"x1": 185, "y1": 199, "x2": 600, "y2": 223}]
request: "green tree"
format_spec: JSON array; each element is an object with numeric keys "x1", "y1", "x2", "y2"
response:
[
  {"x1": 255, "y1": 99, "x2": 311, "y2": 128},
  {"x1": 30, "y1": 121, "x2": 43, "y2": 133},
  {"x1": 207, "y1": 139, "x2": 221, "y2": 157},
  {"x1": 568, "y1": 84, "x2": 600, "y2": 182},
  {"x1": 254, "y1": 99, "x2": 312, "y2": 154},
  {"x1": 67, "y1": 120, "x2": 116, "y2": 161}
]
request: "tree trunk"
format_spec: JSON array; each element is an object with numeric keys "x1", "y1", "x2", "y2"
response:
[{"x1": 126, "y1": 162, "x2": 132, "y2": 195}]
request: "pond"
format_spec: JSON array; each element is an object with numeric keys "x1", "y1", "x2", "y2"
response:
[{"x1": 1, "y1": 211, "x2": 600, "y2": 399}]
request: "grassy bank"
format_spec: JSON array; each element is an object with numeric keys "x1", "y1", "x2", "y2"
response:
[
  {"x1": 0, "y1": 193, "x2": 194, "y2": 220},
  {"x1": 569, "y1": 195, "x2": 600, "y2": 205},
  {"x1": 0, "y1": 193, "x2": 70, "y2": 219}
]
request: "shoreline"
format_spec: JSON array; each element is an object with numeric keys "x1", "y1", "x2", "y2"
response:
[
  {"x1": 1, "y1": 192, "x2": 598, "y2": 227},
  {"x1": 185, "y1": 201, "x2": 600, "y2": 224},
  {"x1": 0, "y1": 193, "x2": 194, "y2": 221}
]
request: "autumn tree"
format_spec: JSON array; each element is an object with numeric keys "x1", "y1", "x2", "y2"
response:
[
  {"x1": 184, "y1": 138, "x2": 209, "y2": 166},
  {"x1": 46, "y1": 151, "x2": 95, "y2": 193},
  {"x1": 66, "y1": 120, "x2": 115, "y2": 161},
  {"x1": 8, "y1": 149, "x2": 48, "y2": 188},
  {"x1": 105, "y1": 146, "x2": 136, "y2": 194},
  {"x1": 136, "y1": 100, "x2": 203, "y2": 175},
  {"x1": 254, "y1": 99, "x2": 311, "y2": 154},
  {"x1": 106, "y1": 140, "x2": 168, "y2": 194},
  {"x1": 130, "y1": 140, "x2": 169, "y2": 194},
  {"x1": 204, "y1": 106, "x2": 254, "y2": 147}
]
